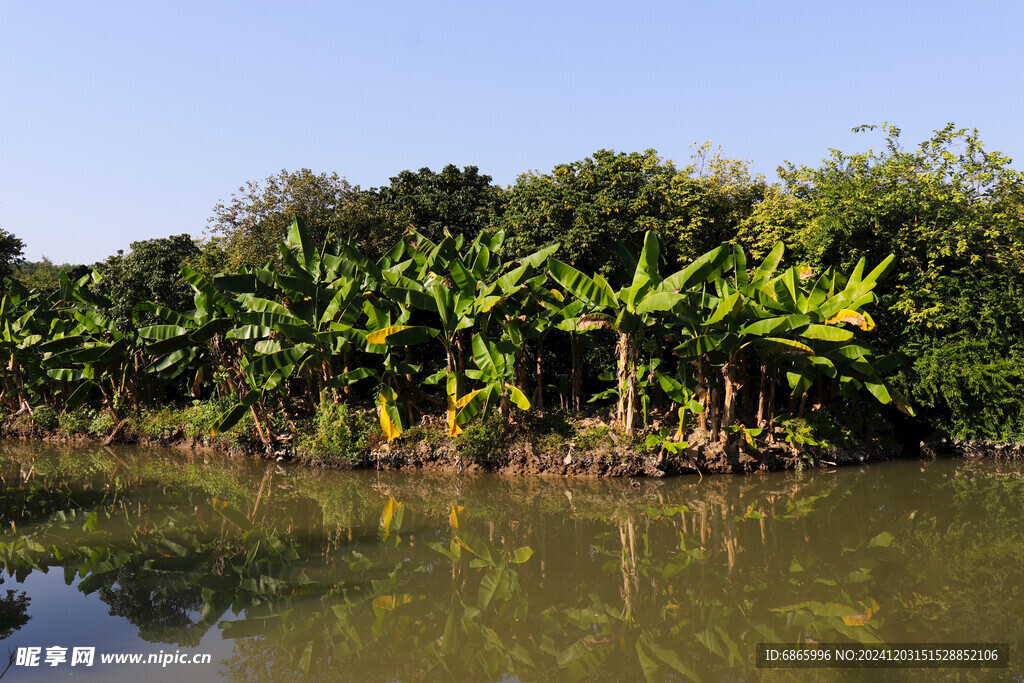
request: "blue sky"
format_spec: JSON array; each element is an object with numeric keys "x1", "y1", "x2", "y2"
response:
[{"x1": 2, "y1": 0, "x2": 1022, "y2": 263}]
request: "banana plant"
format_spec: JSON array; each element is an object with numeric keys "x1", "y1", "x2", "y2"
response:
[
  {"x1": 445, "y1": 333, "x2": 531, "y2": 436},
  {"x1": 750, "y1": 252, "x2": 911, "y2": 421},
  {"x1": 672, "y1": 243, "x2": 908, "y2": 442},
  {"x1": 208, "y1": 220, "x2": 396, "y2": 444},
  {"x1": 548, "y1": 232, "x2": 732, "y2": 434},
  {"x1": 360, "y1": 290, "x2": 438, "y2": 442},
  {"x1": 39, "y1": 272, "x2": 145, "y2": 416},
  {"x1": 372, "y1": 228, "x2": 556, "y2": 439},
  {"x1": 0, "y1": 282, "x2": 52, "y2": 413},
  {"x1": 671, "y1": 243, "x2": 800, "y2": 438},
  {"x1": 135, "y1": 264, "x2": 240, "y2": 398}
]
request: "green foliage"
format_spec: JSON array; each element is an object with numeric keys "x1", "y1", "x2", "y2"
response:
[
  {"x1": 576, "y1": 425, "x2": 612, "y2": 451},
  {"x1": 296, "y1": 398, "x2": 378, "y2": 462},
  {"x1": 908, "y1": 341, "x2": 1024, "y2": 441},
  {"x1": 455, "y1": 415, "x2": 506, "y2": 461},
  {"x1": 759, "y1": 124, "x2": 1024, "y2": 440},
  {"x1": 377, "y1": 164, "x2": 504, "y2": 244},
  {"x1": 110, "y1": 401, "x2": 239, "y2": 442},
  {"x1": 4, "y1": 126, "x2": 1023, "y2": 446},
  {"x1": 58, "y1": 408, "x2": 94, "y2": 435},
  {"x1": 779, "y1": 417, "x2": 822, "y2": 449},
  {"x1": 180, "y1": 400, "x2": 230, "y2": 438},
  {"x1": 500, "y1": 147, "x2": 767, "y2": 281},
  {"x1": 93, "y1": 234, "x2": 200, "y2": 331},
  {"x1": 129, "y1": 407, "x2": 184, "y2": 439},
  {"x1": 31, "y1": 406, "x2": 58, "y2": 431},
  {"x1": 89, "y1": 411, "x2": 116, "y2": 435},
  {"x1": 500, "y1": 149, "x2": 691, "y2": 279}
]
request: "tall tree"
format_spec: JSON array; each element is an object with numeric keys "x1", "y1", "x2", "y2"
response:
[
  {"x1": 206, "y1": 168, "x2": 359, "y2": 271},
  {"x1": 93, "y1": 234, "x2": 200, "y2": 331},
  {"x1": 498, "y1": 148, "x2": 765, "y2": 283},
  {"x1": 0, "y1": 227, "x2": 26, "y2": 284},
  {"x1": 768, "y1": 124, "x2": 1024, "y2": 440},
  {"x1": 14, "y1": 257, "x2": 89, "y2": 293},
  {"x1": 322, "y1": 164, "x2": 505, "y2": 262},
  {"x1": 376, "y1": 164, "x2": 504, "y2": 243}
]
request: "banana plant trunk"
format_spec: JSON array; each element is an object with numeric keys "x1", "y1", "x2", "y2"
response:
[
  {"x1": 756, "y1": 356, "x2": 776, "y2": 429},
  {"x1": 570, "y1": 336, "x2": 582, "y2": 413},
  {"x1": 532, "y1": 337, "x2": 544, "y2": 413},
  {"x1": 697, "y1": 359, "x2": 708, "y2": 432},
  {"x1": 721, "y1": 351, "x2": 739, "y2": 433},
  {"x1": 249, "y1": 404, "x2": 272, "y2": 447},
  {"x1": 515, "y1": 349, "x2": 530, "y2": 397},
  {"x1": 738, "y1": 352, "x2": 752, "y2": 424},
  {"x1": 616, "y1": 332, "x2": 638, "y2": 435}
]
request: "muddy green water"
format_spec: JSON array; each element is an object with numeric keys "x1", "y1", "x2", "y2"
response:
[{"x1": 0, "y1": 441, "x2": 1021, "y2": 681}]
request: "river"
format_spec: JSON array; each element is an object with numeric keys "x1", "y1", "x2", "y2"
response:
[{"x1": 0, "y1": 441, "x2": 1021, "y2": 681}]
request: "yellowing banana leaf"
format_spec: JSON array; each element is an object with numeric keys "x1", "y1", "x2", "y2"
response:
[{"x1": 377, "y1": 388, "x2": 403, "y2": 442}]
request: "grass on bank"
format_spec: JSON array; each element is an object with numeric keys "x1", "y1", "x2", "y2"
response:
[{"x1": 1, "y1": 397, "x2": 902, "y2": 469}]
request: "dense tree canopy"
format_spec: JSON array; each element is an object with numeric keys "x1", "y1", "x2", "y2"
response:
[
  {"x1": 498, "y1": 148, "x2": 769, "y2": 282},
  {"x1": 93, "y1": 234, "x2": 200, "y2": 331},
  {"x1": 5, "y1": 123, "x2": 1022, "y2": 443},
  {"x1": 377, "y1": 164, "x2": 504, "y2": 241},
  {"x1": 14, "y1": 257, "x2": 89, "y2": 293},
  {"x1": 0, "y1": 227, "x2": 25, "y2": 284},
  {"x1": 499, "y1": 149, "x2": 690, "y2": 280},
  {"x1": 201, "y1": 165, "x2": 503, "y2": 270},
  {"x1": 759, "y1": 124, "x2": 1024, "y2": 439},
  {"x1": 205, "y1": 168, "x2": 359, "y2": 271}
]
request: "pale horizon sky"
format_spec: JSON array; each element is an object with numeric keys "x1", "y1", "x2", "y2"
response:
[{"x1": 2, "y1": 0, "x2": 1022, "y2": 264}]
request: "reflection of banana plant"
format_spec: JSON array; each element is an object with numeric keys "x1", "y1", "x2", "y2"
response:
[
  {"x1": 424, "y1": 505, "x2": 536, "y2": 677},
  {"x1": 2, "y1": 447, "x2": 962, "y2": 682},
  {"x1": 0, "y1": 472, "x2": 313, "y2": 648}
]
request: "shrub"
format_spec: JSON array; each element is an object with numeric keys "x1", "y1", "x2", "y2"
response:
[
  {"x1": 906, "y1": 341, "x2": 1024, "y2": 442},
  {"x1": 31, "y1": 406, "x2": 58, "y2": 431},
  {"x1": 89, "y1": 411, "x2": 116, "y2": 435},
  {"x1": 576, "y1": 425, "x2": 612, "y2": 451},
  {"x1": 534, "y1": 432, "x2": 566, "y2": 455},
  {"x1": 297, "y1": 398, "x2": 378, "y2": 462},
  {"x1": 455, "y1": 415, "x2": 505, "y2": 461},
  {"x1": 182, "y1": 399, "x2": 233, "y2": 438},
  {"x1": 130, "y1": 407, "x2": 183, "y2": 439},
  {"x1": 58, "y1": 408, "x2": 94, "y2": 435}
]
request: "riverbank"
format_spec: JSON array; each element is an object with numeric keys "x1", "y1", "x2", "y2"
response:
[{"x1": 5, "y1": 402, "x2": 1019, "y2": 477}]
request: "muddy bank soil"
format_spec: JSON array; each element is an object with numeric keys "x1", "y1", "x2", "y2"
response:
[{"x1": 2, "y1": 414, "x2": 984, "y2": 477}]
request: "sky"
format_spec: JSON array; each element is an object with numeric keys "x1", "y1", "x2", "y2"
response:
[{"x1": 2, "y1": 0, "x2": 1022, "y2": 264}]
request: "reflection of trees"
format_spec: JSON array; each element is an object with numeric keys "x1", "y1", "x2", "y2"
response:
[
  {"x1": 2, "y1": 446, "x2": 1024, "y2": 678},
  {"x1": 891, "y1": 464, "x2": 1024, "y2": 644},
  {"x1": 97, "y1": 566, "x2": 205, "y2": 646},
  {"x1": 0, "y1": 577, "x2": 30, "y2": 640},
  {"x1": 0, "y1": 452, "x2": 320, "y2": 649}
]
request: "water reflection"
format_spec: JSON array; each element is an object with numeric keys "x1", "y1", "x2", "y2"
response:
[{"x1": 1, "y1": 442, "x2": 1021, "y2": 680}]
